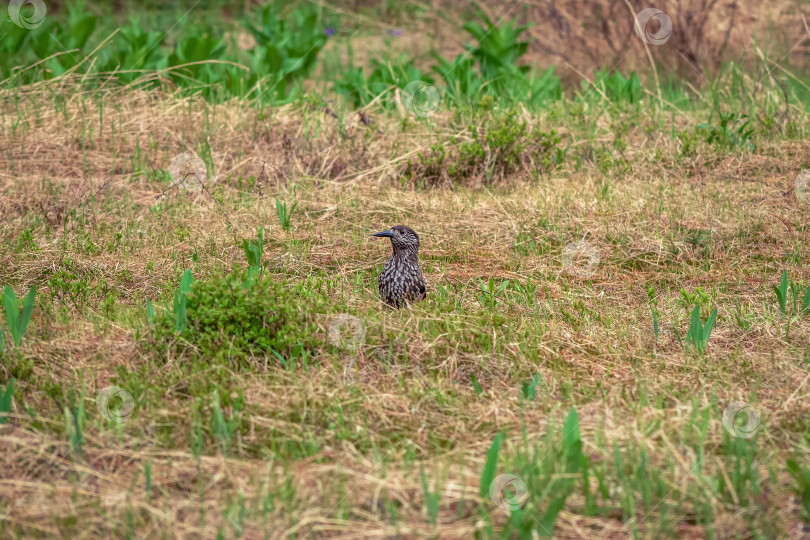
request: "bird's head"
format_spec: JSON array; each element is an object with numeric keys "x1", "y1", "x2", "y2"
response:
[{"x1": 372, "y1": 225, "x2": 420, "y2": 254}]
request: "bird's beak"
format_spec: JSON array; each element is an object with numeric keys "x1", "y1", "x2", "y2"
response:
[{"x1": 372, "y1": 229, "x2": 394, "y2": 238}]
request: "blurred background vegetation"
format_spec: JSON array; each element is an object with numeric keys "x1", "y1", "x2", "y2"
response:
[{"x1": 3, "y1": 0, "x2": 809, "y2": 109}]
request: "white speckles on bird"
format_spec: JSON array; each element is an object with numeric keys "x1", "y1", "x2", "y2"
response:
[{"x1": 374, "y1": 225, "x2": 426, "y2": 308}]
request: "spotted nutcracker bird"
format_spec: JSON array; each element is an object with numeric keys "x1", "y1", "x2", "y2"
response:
[{"x1": 372, "y1": 225, "x2": 426, "y2": 308}]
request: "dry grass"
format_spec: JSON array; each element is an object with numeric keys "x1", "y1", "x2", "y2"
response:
[
  {"x1": 340, "y1": 0, "x2": 808, "y2": 86},
  {"x1": 1, "y1": 77, "x2": 810, "y2": 539}
]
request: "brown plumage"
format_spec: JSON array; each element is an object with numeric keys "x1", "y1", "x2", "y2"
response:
[{"x1": 372, "y1": 225, "x2": 426, "y2": 308}]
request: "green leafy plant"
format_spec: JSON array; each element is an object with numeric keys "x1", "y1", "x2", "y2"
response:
[
  {"x1": 405, "y1": 109, "x2": 561, "y2": 188},
  {"x1": 420, "y1": 466, "x2": 440, "y2": 525},
  {"x1": 470, "y1": 373, "x2": 483, "y2": 395},
  {"x1": 590, "y1": 70, "x2": 643, "y2": 104},
  {"x1": 97, "y1": 18, "x2": 164, "y2": 84},
  {"x1": 153, "y1": 270, "x2": 329, "y2": 365},
  {"x1": 242, "y1": 1, "x2": 328, "y2": 102},
  {"x1": 773, "y1": 270, "x2": 810, "y2": 317},
  {"x1": 685, "y1": 305, "x2": 718, "y2": 355},
  {"x1": 242, "y1": 227, "x2": 264, "y2": 286},
  {"x1": 774, "y1": 270, "x2": 789, "y2": 316},
  {"x1": 0, "y1": 378, "x2": 14, "y2": 424},
  {"x1": 173, "y1": 270, "x2": 194, "y2": 333},
  {"x1": 28, "y1": 3, "x2": 97, "y2": 76},
  {"x1": 431, "y1": 55, "x2": 484, "y2": 109},
  {"x1": 697, "y1": 112, "x2": 755, "y2": 150},
  {"x1": 479, "y1": 432, "x2": 503, "y2": 499},
  {"x1": 275, "y1": 199, "x2": 298, "y2": 231},
  {"x1": 537, "y1": 407, "x2": 583, "y2": 537},
  {"x1": 521, "y1": 374, "x2": 540, "y2": 400},
  {"x1": 3, "y1": 285, "x2": 37, "y2": 348},
  {"x1": 464, "y1": 11, "x2": 531, "y2": 80},
  {"x1": 476, "y1": 277, "x2": 509, "y2": 308},
  {"x1": 460, "y1": 8, "x2": 561, "y2": 106},
  {"x1": 513, "y1": 277, "x2": 538, "y2": 307},
  {"x1": 242, "y1": 227, "x2": 264, "y2": 270},
  {"x1": 679, "y1": 286, "x2": 711, "y2": 310},
  {"x1": 65, "y1": 389, "x2": 85, "y2": 456},
  {"x1": 336, "y1": 55, "x2": 432, "y2": 109},
  {"x1": 166, "y1": 34, "x2": 226, "y2": 87},
  {"x1": 211, "y1": 390, "x2": 242, "y2": 456},
  {"x1": 787, "y1": 459, "x2": 810, "y2": 523}
]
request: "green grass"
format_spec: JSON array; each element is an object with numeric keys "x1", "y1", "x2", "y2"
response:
[{"x1": 2, "y1": 0, "x2": 810, "y2": 537}]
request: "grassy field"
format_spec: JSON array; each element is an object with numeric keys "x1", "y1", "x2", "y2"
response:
[{"x1": 2, "y1": 1, "x2": 810, "y2": 539}]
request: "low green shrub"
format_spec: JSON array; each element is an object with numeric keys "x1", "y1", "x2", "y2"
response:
[
  {"x1": 151, "y1": 270, "x2": 330, "y2": 366},
  {"x1": 403, "y1": 109, "x2": 561, "y2": 188}
]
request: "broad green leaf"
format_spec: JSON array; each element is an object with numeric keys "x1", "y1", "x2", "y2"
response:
[
  {"x1": 479, "y1": 432, "x2": 503, "y2": 498},
  {"x1": 703, "y1": 308, "x2": 718, "y2": 344},
  {"x1": 774, "y1": 285, "x2": 786, "y2": 315},
  {"x1": 68, "y1": 15, "x2": 97, "y2": 50},
  {"x1": 18, "y1": 286, "x2": 36, "y2": 346},
  {"x1": 3, "y1": 286, "x2": 19, "y2": 347},
  {"x1": 276, "y1": 199, "x2": 284, "y2": 222},
  {"x1": 522, "y1": 374, "x2": 540, "y2": 400},
  {"x1": 0, "y1": 378, "x2": 13, "y2": 424},
  {"x1": 537, "y1": 493, "x2": 569, "y2": 538},
  {"x1": 471, "y1": 374, "x2": 483, "y2": 395},
  {"x1": 270, "y1": 348, "x2": 289, "y2": 370},
  {"x1": 775, "y1": 270, "x2": 789, "y2": 314},
  {"x1": 173, "y1": 292, "x2": 186, "y2": 332},
  {"x1": 562, "y1": 407, "x2": 580, "y2": 452},
  {"x1": 179, "y1": 269, "x2": 193, "y2": 294}
]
